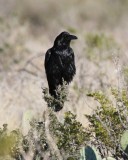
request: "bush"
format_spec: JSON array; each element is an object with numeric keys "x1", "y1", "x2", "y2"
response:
[
  {"x1": 1, "y1": 85, "x2": 128, "y2": 159},
  {"x1": 86, "y1": 89, "x2": 128, "y2": 159},
  {"x1": 85, "y1": 33, "x2": 118, "y2": 61}
]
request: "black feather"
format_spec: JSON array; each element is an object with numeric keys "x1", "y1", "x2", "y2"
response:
[{"x1": 44, "y1": 31, "x2": 77, "y2": 111}]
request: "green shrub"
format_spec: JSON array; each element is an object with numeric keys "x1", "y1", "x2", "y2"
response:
[
  {"x1": 86, "y1": 89, "x2": 128, "y2": 159},
  {"x1": 0, "y1": 124, "x2": 21, "y2": 157},
  {"x1": 120, "y1": 130, "x2": 128, "y2": 155},
  {"x1": 1, "y1": 86, "x2": 128, "y2": 159},
  {"x1": 85, "y1": 33, "x2": 118, "y2": 61},
  {"x1": 49, "y1": 111, "x2": 90, "y2": 155}
]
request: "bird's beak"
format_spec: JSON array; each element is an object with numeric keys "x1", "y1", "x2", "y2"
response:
[{"x1": 70, "y1": 34, "x2": 78, "y2": 40}]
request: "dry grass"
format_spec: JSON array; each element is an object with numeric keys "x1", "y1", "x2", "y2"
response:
[{"x1": 0, "y1": 0, "x2": 128, "y2": 132}]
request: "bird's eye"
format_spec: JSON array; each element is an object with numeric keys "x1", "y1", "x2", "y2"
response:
[{"x1": 64, "y1": 35, "x2": 68, "y2": 39}]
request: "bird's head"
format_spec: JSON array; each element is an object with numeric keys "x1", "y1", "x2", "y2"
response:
[{"x1": 54, "y1": 31, "x2": 78, "y2": 48}]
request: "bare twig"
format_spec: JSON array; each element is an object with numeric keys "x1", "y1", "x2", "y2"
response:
[
  {"x1": 44, "y1": 109, "x2": 63, "y2": 160},
  {"x1": 18, "y1": 52, "x2": 43, "y2": 77}
]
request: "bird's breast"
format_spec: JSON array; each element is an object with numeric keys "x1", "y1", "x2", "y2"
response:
[{"x1": 60, "y1": 50, "x2": 73, "y2": 63}]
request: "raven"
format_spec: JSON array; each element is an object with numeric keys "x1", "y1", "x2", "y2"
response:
[{"x1": 44, "y1": 31, "x2": 77, "y2": 111}]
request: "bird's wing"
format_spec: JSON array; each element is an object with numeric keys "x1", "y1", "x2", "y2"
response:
[
  {"x1": 55, "y1": 54, "x2": 64, "y2": 69},
  {"x1": 44, "y1": 49, "x2": 51, "y2": 69},
  {"x1": 44, "y1": 48, "x2": 62, "y2": 97}
]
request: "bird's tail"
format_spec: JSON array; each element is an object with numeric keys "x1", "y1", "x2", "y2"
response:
[
  {"x1": 43, "y1": 88, "x2": 63, "y2": 112},
  {"x1": 54, "y1": 103, "x2": 63, "y2": 112}
]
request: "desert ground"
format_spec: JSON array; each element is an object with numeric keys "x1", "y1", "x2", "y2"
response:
[{"x1": 0, "y1": 0, "x2": 128, "y2": 132}]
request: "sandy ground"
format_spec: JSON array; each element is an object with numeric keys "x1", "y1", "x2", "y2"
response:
[{"x1": 0, "y1": 0, "x2": 128, "y2": 132}]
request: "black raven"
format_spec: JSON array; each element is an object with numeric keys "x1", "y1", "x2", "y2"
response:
[{"x1": 44, "y1": 31, "x2": 77, "y2": 111}]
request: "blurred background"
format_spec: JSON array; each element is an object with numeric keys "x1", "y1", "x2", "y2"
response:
[{"x1": 0, "y1": 0, "x2": 128, "y2": 130}]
